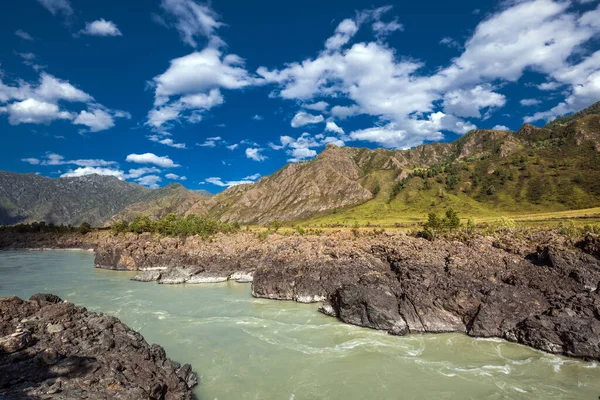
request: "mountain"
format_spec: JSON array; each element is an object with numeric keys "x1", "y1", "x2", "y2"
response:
[
  {"x1": 3, "y1": 101, "x2": 600, "y2": 227},
  {"x1": 0, "y1": 172, "x2": 155, "y2": 226},
  {"x1": 119, "y1": 100, "x2": 599, "y2": 225},
  {"x1": 111, "y1": 183, "x2": 210, "y2": 223}
]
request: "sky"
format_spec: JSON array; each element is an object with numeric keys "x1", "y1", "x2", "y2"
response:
[{"x1": 1, "y1": 0, "x2": 599, "y2": 192}]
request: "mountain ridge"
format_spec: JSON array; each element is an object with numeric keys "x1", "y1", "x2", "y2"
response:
[{"x1": 2, "y1": 101, "x2": 600, "y2": 226}]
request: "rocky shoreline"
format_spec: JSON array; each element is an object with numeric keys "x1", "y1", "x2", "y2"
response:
[
  {"x1": 1, "y1": 230, "x2": 599, "y2": 362},
  {"x1": 0, "y1": 293, "x2": 197, "y2": 399}
]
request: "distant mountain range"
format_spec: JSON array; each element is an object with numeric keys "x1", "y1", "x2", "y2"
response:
[{"x1": 2, "y1": 101, "x2": 600, "y2": 226}]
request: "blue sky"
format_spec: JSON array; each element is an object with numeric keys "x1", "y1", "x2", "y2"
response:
[{"x1": 1, "y1": 0, "x2": 599, "y2": 192}]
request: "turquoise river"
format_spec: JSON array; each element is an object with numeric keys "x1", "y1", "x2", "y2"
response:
[{"x1": 1, "y1": 250, "x2": 599, "y2": 399}]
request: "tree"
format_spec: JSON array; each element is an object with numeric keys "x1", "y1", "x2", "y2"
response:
[{"x1": 443, "y1": 208, "x2": 461, "y2": 230}]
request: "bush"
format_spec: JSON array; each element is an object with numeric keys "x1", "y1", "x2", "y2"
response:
[
  {"x1": 109, "y1": 213, "x2": 239, "y2": 238},
  {"x1": 269, "y1": 219, "x2": 283, "y2": 232},
  {"x1": 372, "y1": 184, "x2": 381, "y2": 196},
  {"x1": 78, "y1": 222, "x2": 92, "y2": 234},
  {"x1": 442, "y1": 208, "x2": 461, "y2": 230}
]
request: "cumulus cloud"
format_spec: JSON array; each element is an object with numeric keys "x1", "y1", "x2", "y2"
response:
[
  {"x1": 270, "y1": 132, "x2": 344, "y2": 162},
  {"x1": 126, "y1": 153, "x2": 180, "y2": 168},
  {"x1": 257, "y1": 0, "x2": 600, "y2": 149},
  {"x1": 325, "y1": 121, "x2": 344, "y2": 134},
  {"x1": 80, "y1": 19, "x2": 123, "y2": 37},
  {"x1": 137, "y1": 175, "x2": 162, "y2": 189},
  {"x1": 245, "y1": 148, "x2": 267, "y2": 162},
  {"x1": 0, "y1": 72, "x2": 124, "y2": 132},
  {"x1": 252, "y1": 114, "x2": 264, "y2": 120},
  {"x1": 493, "y1": 125, "x2": 511, "y2": 131},
  {"x1": 291, "y1": 111, "x2": 325, "y2": 128},
  {"x1": 6, "y1": 98, "x2": 71, "y2": 125},
  {"x1": 61, "y1": 167, "x2": 124, "y2": 179},
  {"x1": 147, "y1": 47, "x2": 252, "y2": 131},
  {"x1": 226, "y1": 143, "x2": 239, "y2": 150},
  {"x1": 442, "y1": 85, "x2": 506, "y2": 118}
]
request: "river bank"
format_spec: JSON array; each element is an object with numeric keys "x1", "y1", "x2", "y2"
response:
[
  {"x1": 1, "y1": 229, "x2": 599, "y2": 362},
  {"x1": 0, "y1": 293, "x2": 197, "y2": 399}
]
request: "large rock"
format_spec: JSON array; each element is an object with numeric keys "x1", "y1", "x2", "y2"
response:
[{"x1": 0, "y1": 294, "x2": 197, "y2": 399}]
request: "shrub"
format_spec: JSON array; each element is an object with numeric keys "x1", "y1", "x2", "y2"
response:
[
  {"x1": 372, "y1": 184, "x2": 381, "y2": 196},
  {"x1": 443, "y1": 208, "x2": 461, "y2": 230},
  {"x1": 110, "y1": 213, "x2": 239, "y2": 238},
  {"x1": 79, "y1": 222, "x2": 92, "y2": 234},
  {"x1": 269, "y1": 219, "x2": 283, "y2": 232},
  {"x1": 556, "y1": 220, "x2": 580, "y2": 237}
]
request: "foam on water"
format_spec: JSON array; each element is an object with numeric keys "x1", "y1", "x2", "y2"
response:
[{"x1": 1, "y1": 250, "x2": 599, "y2": 400}]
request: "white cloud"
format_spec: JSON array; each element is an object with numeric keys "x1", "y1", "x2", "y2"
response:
[
  {"x1": 330, "y1": 105, "x2": 362, "y2": 120},
  {"x1": 147, "y1": 47, "x2": 252, "y2": 131},
  {"x1": 37, "y1": 0, "x2": 73, "y2": 17},
  {"x1": 203, "y1": 173, "x2": 260, "y2": 187},
  {"x1": 493, "y1": 125, "x2": 511, "y2": 131},
  {"x1": 372, "y1": 19, "x2": 403, "y2": 38},
  {"x1": 442, "y1": 85, "x2": 506, "y2": 118},
  {"x1": 440, "y1": 37, "x2": 461, "y2": 49},
  {"x1": 252, "y1": 114, "x2": 264, "y2": 120},
  {"x1": 22, "y1": 153, "x2": 119, "y2": 168},
  {"x1": 165, "y1": 173, "x2": 187, "y2": 180},
  {"x1": 7, "y1": 99, "x2": 71, "y2": 125},
  {"x1": 160, "y1": 0, "x2": 224, "y2": 48},
  {"x1": 257, "y1": 0, "x2": 600, "y2": 149},
  {"x1": 80, "y1": 19, "x2": 123, "y2": 37},
  {"x1": 520, "y1": 98, "x2": 542, "y2": 106},
  {"x1": 18, "y1": 53, "x2": 36, "y2": 61},
  {"x1": 126, "y1": 153, "x2": 180, "y2": 168},
  {"x1": 15, "y1": 30, "x2": 34, "y2": 41},
  {"x1": 196, "y1": 136, "x2": 222, "y2": 147},
  {"x1": 226, "y1": 143, "x2": 239, "y2": 150},
  {"x1": 137, "y1": 175, "x2": 162, "y2": 189},
  {"x1": 245, "y1": 148, "x2": 267, "y2": 162},
  {"x1": 291, "y1": 111, "x2": 325, "y2": 128},
  {"x1": 270, "y1": 132, "x2": 342, "y2": 162},
  {"x1": 61, "y1": 167, "x2": 124, "y2": 179},
  {"x1": 126, "y1": 167, "x2": 161, "y2": 179},
  {"x1": 303, "y1": 101, "x2": 329, "y2": 112},
  {"x1": 325, "y1": 19, "x2": 359, "y2": 51},
  {"x1": 73, "y1": 108, "x2": 115, "y2": 132},
  {"x1": 148, "y1": 135, "x2": 187, "y2": 149},
  {"x1": 0, "y1": 71, "x2": 124, "y2": 132},
  {"x1": 537, "y1": 81, "x2": 562, "y2": 91},
  {"x1": 325, "y1": 121, "x2": 344, "y2": 134}
]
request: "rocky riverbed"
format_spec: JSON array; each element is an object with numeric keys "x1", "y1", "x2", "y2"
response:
[
  {"x1": 1, "y1": 229, "x2": 599, "y2": 361},
  {"x1": 0, "y1": 293, "x2": 197, "y2": 399}
]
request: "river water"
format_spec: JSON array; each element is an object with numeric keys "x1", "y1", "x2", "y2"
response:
[{"x1": 0, "y1": 250, "x2": 599, "y2": 399}]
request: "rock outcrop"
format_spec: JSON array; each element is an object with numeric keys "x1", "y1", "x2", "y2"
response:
[
  {"x1": 0, "y1": 294, "x2": 197, "y2": 399},
  {"x1": 2, "y1": 230, "x2": 600, "y2": 361}
]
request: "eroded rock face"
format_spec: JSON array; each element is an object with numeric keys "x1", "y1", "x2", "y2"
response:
[
  {"x1": 0, "y1": 294, "x2": 196, "y2": 399},
  {"x1": 2, "y1": 230, "x2": 600, "y2": 361}
]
